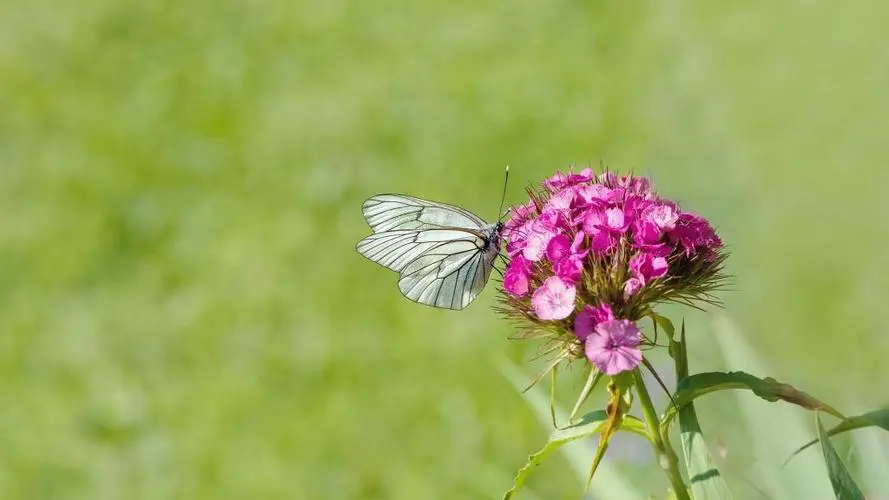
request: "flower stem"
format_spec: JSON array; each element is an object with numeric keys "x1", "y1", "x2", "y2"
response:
[{"x1": 632, "y1": 367, "x2": 690, "y2": 500}]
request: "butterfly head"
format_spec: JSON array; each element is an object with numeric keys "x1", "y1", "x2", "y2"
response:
[{"x1": 486, "y1": 221, "x2": 505, "y2": 252}]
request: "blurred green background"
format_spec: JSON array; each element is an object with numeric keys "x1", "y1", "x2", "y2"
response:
[{"x1": 2, "y1": 0, "x2": 889, "y2": 498}]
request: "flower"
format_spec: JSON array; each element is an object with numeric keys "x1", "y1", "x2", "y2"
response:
[
  {"x1": 584, "y1": 319, "x2": 643, "y2": 375},
  {"x1": 544, "y1": 167, "x2": 594, "y2": 192},
  {"x1": 503, "y1": 255, "x2": 532, "y2": 297},
  {"x1": 574, "y1": 303, "x2": 615, "y2": 341},
  {"x1": 629, "y1": 249, "x2": 670, "y2": 284},
  {"x1": 495, "y1": 167, "x2": 731, "y2": 498},
  {"x1": 545, "y1": 234, "x2": 572, "y2": 263},
  {"x1": 522, "y1": 229, "x2": 553, "y2": 261},
  {"x1": 496, "y1": 167, "x2": 728, "y2": 378},
  {"x1": 531, "y1": 276, "x2": 576, "y2": 320}
]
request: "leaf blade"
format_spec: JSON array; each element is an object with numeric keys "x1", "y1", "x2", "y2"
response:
[
  {"x1": 786, "y1": 408, "x2": 889, "y2": 462},
  {"x1": 816, "y1": 412, "x2": 866, "y2": 500},
  {"x1": 674, "y1": 321, "x2": 734, "y2": 500}
]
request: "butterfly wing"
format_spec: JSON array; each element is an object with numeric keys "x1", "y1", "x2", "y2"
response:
[
  {"x1": 357, "y1": 195, "x2": 502, "y2": 310},
  {"x1": 361, "y1": 194, "x2": 487, "y2": 233},
  {"x1": 356, "y1": 228, "x2": 481, "y2": 273},
  {"x1": 396, "y1": 230, "x2": 500, "y2": 310}
]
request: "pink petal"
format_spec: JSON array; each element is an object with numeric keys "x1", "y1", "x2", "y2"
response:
[
  {"x1": 624, "y1": 277, "x2": 644, "y2": 298},
  {"x1": 591, "y1": 346, "x2": 642, "y2": 375},
  {"x1": 531, "y1": 276, "x2": 576, "y2": 320},
  {"x1": 573, "y1": 303, "x2": 615, "y2": 341},
  {"x1": 545, "y1": 234, "x2": 571, "y2": 263},
  {"x1": 503, "y1": 262, "x2": 530, "y2": 296}
]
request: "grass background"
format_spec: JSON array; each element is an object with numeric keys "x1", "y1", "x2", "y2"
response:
[{"x1": 2, "y1": 0, "x2": 888, "y2": 498}]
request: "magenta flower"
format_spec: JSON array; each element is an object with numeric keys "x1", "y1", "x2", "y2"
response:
[
  {"x1": 554, "y1": 255, "x2": 584, "y2": 283},
  {"x1": 629, "y1": 250, "x2": 669, "y2": 284},
  {"x1": 604, "y1": 207, "x2": 630, "y2": 233},
  {"x1": 584, "y1": 319, "x2": 643, "y2": 375},
  {"x1": 574, "y1": 303, "x2": 615, "y2": 341},
  {"x1": 497, "y1": 167, "x2": 727, "y2": 376},
  {"x1": 523, "y1": 223, "x2": 557, "y2": 262},
  {"x1": 644, "y1": 203, "x2": 679, "y2": 231},
  {"x1": 545, "y1": 234, "x2": 572, "y2": 263},
  {"x1": 531, "y1": 276, "x2": 576, "y2": 320},
  {"x1": 669, "y1": 212, "x2": 722, "y2": 257},
  {"x1": 544, "y1": 167, "x2": 594, "y2": 192},
  {"x1": 623, "y1": 277, "x2": 644, "y2": 298},
  {"x1": 582, "y1": 209, "x2": 607, "y2": 235},
  {"x1": 495, "y1": 167, "x2": 730, "y2": 498},
  {"x1": 504, "y1": 200, "x2": 537, "y2": 232},
  {"x1": 504, "y1": 255, "x2": 532, "y2": 297},
  {"x1": 632, "y1": 219, "x2": 663, "y2": 248}
]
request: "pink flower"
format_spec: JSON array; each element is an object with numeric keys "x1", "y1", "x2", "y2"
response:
[
  {"x1": 623, "y1": 277, "x2": 644, "y2": 298},
  {"x1": 504, "y1": 200, "x2": 537, "y2": 231},
  {"x1": 577, "y1": 184, "x2": 614, "y2": 206},
  {"x1": 546, "y1": 232, "x2": 588, "y2": 284},
  {"x1": 574, "y1": 303, "x2": 615, "y2": 341},
  {"x1": 545, "y1": 186, "x2": 579, "y2": 212},
  {"x1": 504, "y1": 255, "x2": 532, "y2": 297},
  {"x1": 669, "y1": 212, "x2": 722, "y2": 256},
  {"x1": 584, "y1": 207, "x2": 629, "y2": 236},
  {"x1": 644, "y1": 203, "x2": 679, "y2": 231},
  {"x1": 582, "y1": 209, "x2": 606, "y2": 235},
  {"x1": 570, "y1": 232, "x2": 586, "y2": 254},
  {"x1": 544, "y1": 168, "x2": 594, "y2": 192},
  {"x1": 554, "y1": 255, "x2": 584, "y2": 283},
  {"x1": 531, "y1": 276, "x2": 576, "y2": 320},
  {"x1": 506, "y1": 237, "x2": 526, "y2": 258},
  {"x1": 523, "y1": 223, "x2": 557, "y2": 262},
  {"x1": 604, "y1": 207, "x2": 630, "y2": 232},
  {"x1": 590, "y1": 231, "x2": 618, "y2": 254},
  {"x1": 632, "y1": 220, "x2": 663, "y2": 248},
  {"x1": 584, "y1": 319, "x2": 643, "y2": 375},
  {"x1": 629, "y1": 250, "x2": 670, "y2": 283},
  {"x1": 618, "y1": 175, "x2": 652, "y2": 197},
  {"x1": 545, "y1": 234, "x2": 572, "y2": 263},
  {"x1": 499, "y1": 167, "x2": 727, "y2": 337}
]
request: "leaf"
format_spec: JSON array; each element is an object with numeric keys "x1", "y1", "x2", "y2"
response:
[
  {"x1": 711, "y1": 314, "x2": 832, "y2": 499},
  {"x1": 501, "y1": 410, "x2": 650, "y2": 500},
  {"x1": 502, "y1": 410, "x2": 608, "y2": 500},
  {"x1": 786, "y1": 408, "x2": 889, "y2": 462},
  {"x1": 585, "y1": 379, "x2": 631, "y2": 490},
  {"x1": 816, "y1": 412, "x2": 866, "y2": 500},
  {"x1": 568, "y1": 367, "x2": 602, "y2": 423},
  {"x1": 651, "y1": 312, "x2": 676, "y2": 340},
  {"x1": 498, "y1": 359, "x2": 644, "y2": 499},
  {"x1": 674, "y1": 321, "x2": 735, "y2": 499},
  {"x1": 663, "y1": 371, "x2": 845, "y2": 429}
]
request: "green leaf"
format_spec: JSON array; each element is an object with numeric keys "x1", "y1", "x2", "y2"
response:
[
  {"x1": 568, "y1": 367, "x2": 602, "y2": 423},
  {"x1": 679, "y1": 402, "x2": 734, "y2": 499},
  {"x1": 663, "y1": 371, "x2": 845, "y2": 429},
  {"x1": 711, "y1": 314, "x2": 830, "y2": 499},
  {"x1": 674, "y1": 322, "x2": 734, "y2": 499},
  {"x1": 786, "y1": 408, "x2": 889, "y2": 462},
  {"x1": 651, "y1": 312, "x2": 676, "y2": 340},
  {"x1": 501, "y1": 410, "x2": 650, "y2": 500},
  {"x1": 816, "y1": 412, "x2": 866, "y2": 500},
  {"x1": 499, "y1": 359, "x2": 644, "y2": 499}
]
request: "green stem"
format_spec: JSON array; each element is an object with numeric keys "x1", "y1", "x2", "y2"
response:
[{"x1": 633, "y1": 367, "x2": 690, "y2": 500}]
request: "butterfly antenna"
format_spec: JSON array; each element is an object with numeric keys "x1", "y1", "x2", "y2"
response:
[{"x1": 497, "y1": 165, "x2": 510, "y2": 221}]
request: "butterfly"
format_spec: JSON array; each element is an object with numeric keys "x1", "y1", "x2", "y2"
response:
[{"x1": 356, "y1": 171, "x2": 510, "y2": 310}]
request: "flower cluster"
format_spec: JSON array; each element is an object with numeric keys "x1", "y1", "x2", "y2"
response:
[{"x1": 498, "y1": 168, "x2": 727, "y2": 376}]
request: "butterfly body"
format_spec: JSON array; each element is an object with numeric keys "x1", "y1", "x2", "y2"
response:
[{"x1": 357, "y1": 194, "x2": 504, "y2": 310}]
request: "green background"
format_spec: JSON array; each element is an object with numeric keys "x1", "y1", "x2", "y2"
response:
[{"x1": 2, "y1": 0, "x2": 888, "y2": 498}]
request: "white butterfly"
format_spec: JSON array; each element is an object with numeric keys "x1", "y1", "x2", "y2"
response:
[{"x1": 357, "y1": 194, "x2": 505, "y2": 310}]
